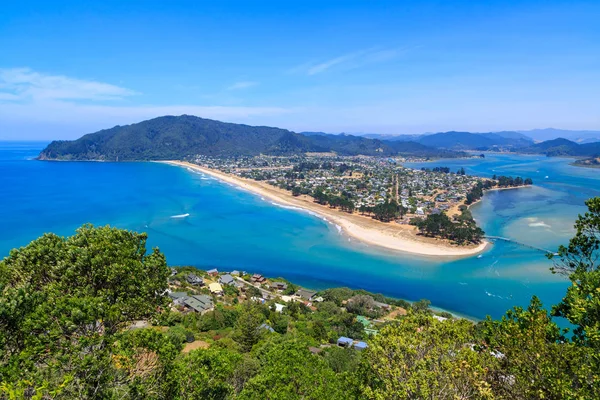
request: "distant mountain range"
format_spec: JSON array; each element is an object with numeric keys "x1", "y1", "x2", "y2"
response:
[
  {"x1": 342, "y1": 131, "x2": 534, "y2": 150},
  {"x1": 519, "y1": 138, "x2": 600, "y2": 157},
  {"x1": 38, "y1": 115, "x2": 466, "y2": 161},
  {"x1": 517, "y1": 128, "x2": 600, "y2": 143},
  {"x1": 350, "y1": 130, "x2": 600, "y2": 155},
  {"x1": 416, "y1": 131, "x2": 533, "y2": 150},
  {"x1": 37, "y1": 116, "x2": 600, "y2": 161}
]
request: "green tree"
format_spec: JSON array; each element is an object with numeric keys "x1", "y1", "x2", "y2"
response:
[
  {"x1": 0, "y1": 224, "x2": 170, "y2": 398},
  {"x1": 234, "y1": 303, "x2": 265, "y2": 352},
  {"x1": 239, "y1": 337, "x2": 346, "y2": 399},
  {"x1": 360, "y1": 315, "x2": 497, "y2": 400},
  {"x1": 410, "y1": 298, "x2": 431, "y2": 314},
  {"x1": 170, "y1": 347, "x2": 242, "y2": 399},
  {"x1": 322, "y1": 346, "x2": 361, "y2": 374},
  {"x1": 478, "y1": 296, "x2": 599, "y2": 399},
  {"x1": 549, "y1": 197, "x2": 600, "y2": 348}
]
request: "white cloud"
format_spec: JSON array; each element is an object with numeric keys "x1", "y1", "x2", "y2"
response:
[
  {"x1": 0, "y1": 67, "x2": 137, "y2": 102},
  {"x1": 0, "y1": 99, "x2": 294, "y2": 139},
  {"x1": 227, "y1": 81, "x2": 258, "y2": 90},
  {"x1": 0, "y1": 68, "x2": 293, "y2": 139},
  {"x1": 292, "y1": 47, "x2": 407, "y2": 76},
  {"x1": 307, "y1": 51, "x2": 365, "y2": 75}
]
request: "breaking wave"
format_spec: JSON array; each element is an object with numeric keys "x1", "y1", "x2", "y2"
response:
[{"x1": 269, "y1": 202, "x2": 342, "y2": 233}]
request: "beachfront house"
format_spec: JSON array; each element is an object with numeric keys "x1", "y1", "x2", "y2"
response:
[
  {"x1": 274, "y1": 303, "x2": 286, "y2": 313},
  {"x1": 269, "y1": 281, "x2": 288, "y2": 291},
  {"x1": 251, "y1": 274, "x2": 266, "y2": 283},
  {"x1": 168, "y1": 292, "x2": 213, "y2": 314},
  {"x1": 183, "y1": 295, "x2": 214, "y2": 314},
  {"x1": 337, "y1": 337, "x2": 354, "y2": 347},
  {"x1": 353, "y1": 341, "x2": 368, "y2": 350},
  {"x1": 296, "y1": 289, "x2": 317, "y2": 301},
  {"x1": 209, "y1": 282, "x2": 224, "y2": 295},
  {"x1": 168, "y1": 291, "x2": 189, "y2": 306},
  {"x1": 337, "y1": 336, "x2": 369, "y2": 350},
  {"x1": 219, "y1": 274, "x2": 235, "y2": 285},
  {"x1": 207, "y1": 268, "x2": 218, "y2": 277},
  {"x1": 186, "y1": 273, "x2": 204, "y2": 286}
]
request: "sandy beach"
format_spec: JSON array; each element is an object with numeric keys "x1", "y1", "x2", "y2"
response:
[{"x1": 162, "y1": 161, "x2": 489, "y2": 257}]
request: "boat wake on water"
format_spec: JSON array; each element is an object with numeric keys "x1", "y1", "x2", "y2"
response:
[
  {"x1": 170, "y1": 213, "x2": 190, "y2": 219},
  {"x1": 485, "y1": 290, "x2": 513, "y2": 300}
]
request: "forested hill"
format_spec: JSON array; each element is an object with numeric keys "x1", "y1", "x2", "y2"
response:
[
  {"x1": 518, "y1": 138, "x2": 600, "y2": 157},
  {"x1": 37, "y1": 115, "x2": 464, "y2": 161}
]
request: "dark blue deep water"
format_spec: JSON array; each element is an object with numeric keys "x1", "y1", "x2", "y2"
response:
[{"x1": 2, "y1": 143, "x2": 599, "y2": 319}]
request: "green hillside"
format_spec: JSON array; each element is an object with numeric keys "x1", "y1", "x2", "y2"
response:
[
  {"x1": 37, "y1": 115, "x2": 465, "y2": 161},
  {"x1": 1, "y1": 198, "x2": 599, "y2": 398}
]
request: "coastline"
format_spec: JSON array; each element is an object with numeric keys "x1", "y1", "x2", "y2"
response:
[
  {"x1": 570, "y1": 161, "x2": 600, "y2": 169},
  {"x1": 162, "y1": 161, "x2": 488, "y2": 257},
  {"x1": 467, "y1": 184, "x2": 533, "y2": 210}
]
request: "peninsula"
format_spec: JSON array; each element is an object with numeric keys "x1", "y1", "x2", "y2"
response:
[
  {"x1": 164, "y1": 160, "x2": 489, "y2": 256},
  {"x1": 37, "y1": 115, "x2": 536, "y2": 256}
]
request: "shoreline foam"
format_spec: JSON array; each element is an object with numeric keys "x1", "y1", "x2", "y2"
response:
[{"x1": 162, "y1": 161, "x2": 489, "y2": 257}]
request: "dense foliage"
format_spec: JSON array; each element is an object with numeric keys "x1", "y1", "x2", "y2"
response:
[
  {"x1": 2, "y1": 197, "x2": 600, "y2": 398},
  {"x1": 0, "y1": 225, "x2": 170, "y2": 398},
  {"x1": 38, "y1": 115, "x2": 465, "y2": 161},
  {"x1": 411, "y1": 208, "x2": 485, "y2": 244},
  {"x1": 465, "y1": 175, "x2": 532, "y2": 205}
]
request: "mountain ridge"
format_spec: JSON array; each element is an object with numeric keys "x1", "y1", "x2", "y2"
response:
[{"x1": 38, "y1": 115, "x2": 465, "y2": 161}]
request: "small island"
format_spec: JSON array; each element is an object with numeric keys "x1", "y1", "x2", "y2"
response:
[{"x1": 572, "y1": 157, "x2": 600, "y2": 169}]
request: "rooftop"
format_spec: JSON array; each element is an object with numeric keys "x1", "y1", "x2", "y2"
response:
[{"x1": 209, "y1": 282, "x2": 223, "y2": 293}]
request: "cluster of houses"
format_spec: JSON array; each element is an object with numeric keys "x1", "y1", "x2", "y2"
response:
[
  {"x1": 178, "y1": 268, "x2": 244, "y2": 296},
  {"x1": 164, "y1": 267, "x2": 434, "y2": 356},
  {"x1": 396, "y1": 168, "x2": 482, "y2": 216},
  {"x1": 168, "y1": 268, "x2": 327, "y2": 316},
  {"x1": 191, "y1": 154, "x2": 484, "y2": 220}
]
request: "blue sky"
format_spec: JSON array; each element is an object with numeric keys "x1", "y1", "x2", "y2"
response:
[{"x1": 1, "y1": 0, "x2": 599, "y2": 140}]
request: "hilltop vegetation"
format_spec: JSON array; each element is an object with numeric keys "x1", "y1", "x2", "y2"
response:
[
  {"x1": 37, "y1": 115, "x2": 464, "y2": 161},
  {"x1": 37, "y1": 115, "x2": 600, "y2": 161},
  {"x1": 1, "y1": 198, "x2": 599, "y2": 398}
]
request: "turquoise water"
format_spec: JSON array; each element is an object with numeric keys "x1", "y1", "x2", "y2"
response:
[{"x1": 2, "y1": 144, "x2": 598, "y2": 320}]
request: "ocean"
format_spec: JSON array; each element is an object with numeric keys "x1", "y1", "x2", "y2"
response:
[{"x1": 2, "y1": 142, "x2": 598, "y2": 320}]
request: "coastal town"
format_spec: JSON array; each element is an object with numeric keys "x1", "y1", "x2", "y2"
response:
[
  {"x1": 192, "y1": 154, "x2": 484, "y2": 220},
  {"x1": 183, "y1": 155, "x2": 532, "y2": 248}
]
